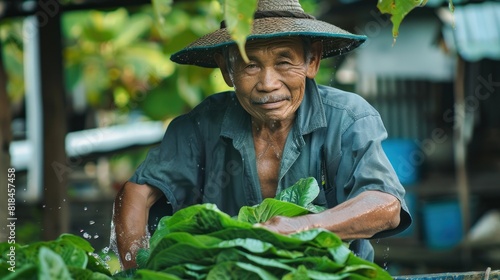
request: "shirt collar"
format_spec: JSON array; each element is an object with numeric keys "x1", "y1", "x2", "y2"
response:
[{"x1": 220, "y1": 78, "x2": 327, "y2": 146}]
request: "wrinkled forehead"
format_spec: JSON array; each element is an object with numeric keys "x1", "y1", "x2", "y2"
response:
[{"x1": 226, "y1": 37, "x2": 306, "y2": 59}]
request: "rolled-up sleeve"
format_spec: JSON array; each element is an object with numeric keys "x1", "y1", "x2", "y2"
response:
[
  {"x1": 129, "y1": 115, "x2": 204, "y2": 212},
  {"x1": 337, "y1": 114, "x2": 412, "y2": 238}
]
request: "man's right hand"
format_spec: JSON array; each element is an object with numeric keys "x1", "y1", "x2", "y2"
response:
[{"x1": 112, "y1": 181, "x2": 163, "y2": 270}]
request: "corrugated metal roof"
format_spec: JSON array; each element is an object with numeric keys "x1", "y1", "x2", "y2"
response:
[{"x1": 450, "y1": 1, "x2": 500, "y2": 61}]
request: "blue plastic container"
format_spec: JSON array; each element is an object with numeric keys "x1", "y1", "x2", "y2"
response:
[
  {"x1": 422, "y1": 200, "x2": 463, "y2": 250},
  {"x1": 382, "y1": 139, "x2": 420, "y2": 186}
]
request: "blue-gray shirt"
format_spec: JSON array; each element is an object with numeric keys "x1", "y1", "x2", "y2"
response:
[{"x1": 130, "y1": 78, "x2": 411, "y2": 260}]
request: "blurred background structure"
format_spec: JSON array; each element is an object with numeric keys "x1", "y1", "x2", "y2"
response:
[{"x1": 0, "y1": 0, "x2": 499, "y2": 276}]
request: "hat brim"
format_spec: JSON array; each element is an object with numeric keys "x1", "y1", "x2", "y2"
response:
[{"x1": 170, "y1": 17, "x2": 367, "y2": 68}]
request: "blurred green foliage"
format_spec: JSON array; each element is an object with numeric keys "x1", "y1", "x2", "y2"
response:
[{"x1": 62, "y1": 2, "x2": 232, "y2": 121}]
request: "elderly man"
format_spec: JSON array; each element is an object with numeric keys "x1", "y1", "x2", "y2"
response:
[{"x1": 113, "y1": 0, "x2": 411, "y2": 270}]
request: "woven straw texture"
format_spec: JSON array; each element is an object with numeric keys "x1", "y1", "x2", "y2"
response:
[{"x1": 170, "y1": 0, "x2": 366, "y2": 68}]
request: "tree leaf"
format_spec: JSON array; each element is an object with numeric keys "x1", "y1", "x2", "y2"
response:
[
  {"x1": 377, "y1": 0, "x2": 428, "y2": 41},
  {"x1": 152, "y1": 0, "x2": 174, "y2": 39},
  {"x1": 222, "y1": 0, "x2": 258, "y2": 63}
]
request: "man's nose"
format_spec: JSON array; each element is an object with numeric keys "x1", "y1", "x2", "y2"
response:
[{"x1": 257, "y1": 67, "x2": 281, "y2": 92}]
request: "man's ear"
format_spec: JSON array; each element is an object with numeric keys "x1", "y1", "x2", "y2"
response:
[
  {"x1": 306, "y1": 41, "x2": 323, "y2": 79},
  {"x1": 214, "y1": 52, "x2": 234, "y2": 87}
]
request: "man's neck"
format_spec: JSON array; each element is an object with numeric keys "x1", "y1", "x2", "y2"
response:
[{"x1": 251, "y1": 117, "x2": 294, "y2": 136}]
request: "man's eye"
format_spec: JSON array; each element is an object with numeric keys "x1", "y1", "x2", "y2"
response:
[
  {"x1": 246, "y1": 64, "x2": 258, "y2": 69},
  {"x1": 277, "y1": 61, "x2": 291, "y2": 66}
]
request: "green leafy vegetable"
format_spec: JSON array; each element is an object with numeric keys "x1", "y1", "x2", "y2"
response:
[
  {"x1": 128, "y1": 177, "x2": 392, "y2": 279},
  {"x1": 0, "y1": 234, "x2": 112, "y2": 280},
  {"x1": 38, "y1": 247, "x2": 73, "y2": 280},
  {"x1": 0, "y1": 177, "x2": 392, "y2": 279}
]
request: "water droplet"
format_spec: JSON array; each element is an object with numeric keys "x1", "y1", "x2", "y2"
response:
[
  {"x1": 58, "y1": 207, "x2": 61, "y2": 210},
  {"x1": 63, "y1": 198, "x2": 66, "y2": 202},
  {"x1": 42, "y1": 205, "x2": 46, "y2": 208},
  {"x1": 102, "y1": 247, "x2": 109, "y2": 254},
  {"x1": 89, "y1": 220, "x2": 95, "y2": 225},
  {"x1": 84, "y1": 207, "x2": 88, "y2": 211},
  {"x1": 83, "y1": 232, "x2": 91, "y2": 239},
  {"x1": 125, "y1": 252, "x2": 132, "y2": 261},
  {"x1": 94, "y1": 234, "x2": 99, "y2": 239}
]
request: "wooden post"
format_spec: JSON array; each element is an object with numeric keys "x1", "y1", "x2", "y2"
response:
[
  {"x1": 36, "y1": 1, "x2": 70, "y2": 240},
  {"x1": 454, "y1": 56, "x2": 471, "y2": 267},
  {"x1": 0, "y1": 41, "x2": 12, "y2": 242}
]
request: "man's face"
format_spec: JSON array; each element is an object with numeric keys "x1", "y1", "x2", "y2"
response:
[{"x1": 217, "y1": 37, "x2": 322, "y2": 124}]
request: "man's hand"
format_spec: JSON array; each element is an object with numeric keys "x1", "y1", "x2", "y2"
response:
[
  {"x1": 113, "y1": 182, "x2": 162, "y2": 270},
  {"x1": 256, "y1": 215, "x2": 316, "y2": 235}
]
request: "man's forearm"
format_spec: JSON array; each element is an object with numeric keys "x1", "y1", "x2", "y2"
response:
[
  {"x1": 113, "y1": 186, "x2": 147, "y2": 270},
  {"x1": 312, "y1": 191, "x2": 401, "y2": 240},
  {"x1": 259, "y1": 190, "x2": 401, "y2": 239},
  {"x1": 113, "y1": 182, "x2": 161, "y2": 270}
]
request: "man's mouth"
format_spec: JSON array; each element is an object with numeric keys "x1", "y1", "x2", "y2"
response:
[{"x1": 251, "y1": 95, "x2": 290, "y2": 106}]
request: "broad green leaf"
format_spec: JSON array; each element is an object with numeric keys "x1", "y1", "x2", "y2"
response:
[
  {"x1": 47, "y1": 240, "x2": 88, "y2": 269},
  {"x1": 148, "y1": 232, "x2": 222, "y2": 264},
  {"x1": 150, "y1": 203, "x2": 251, "y2": 249},
  {"x1": 238, "y1": 199, "x2": 309, "y2": 224},
  {"x1": 67, "y1": 267, "x2": 113, "y2": 280},
  {"x1": 289, "y1": 229, "x2": 343, "y2": 249},
  {"x1": 341, "y1": 253, "x2": 393, "y2": 279},
  {"x1": 215, "y1": 248, "x2": 246, "y2": 263},
  {"x1": 207, "y1": 227, "x2": 305, "y2": 250},
  {"x1": 147, "y1": 243, "x2": 223, "y2": 271},
  {"x1": 222, "y1": 0, "x2": 258, "y2": 63},
  {"x1": 220, "y1": 239, "x2": 303, "y2": 259},
  {"x1": 161, "y1": 264, "x2": 209, "y2": 279},
  {"x1": 377, "y1": 0, "x2": 428, "y2": 41},
  {"x1": 282, "y1": 265, "x2": 310, "y2": 280},
  {"x1": 136, "y1": 248, "x2": 150, "y2": 268},
  {"x1": 38, "y1": 247, "x2": 73, "y2": 280},
  {"x1": 207, "y1": 261, "x2": 278, "y2": 280},
  {"x1": 0, "y1": 264, "x2": 37, "y2": 280},
  {"x1": 280, "y1": 256, "x2": 344, "y2": 272},
  {"x1": 136, "y1": 269, "x2": 182, "y2": 280},
  {"x1": 328, "y1": 245, "x2": 351, "y2": 265},
  {"x1": 276, "y1": 177, "x2": 319, "y2": 206},
  {"x1": 275, "y1": 177, "x2": 326, "y2": 213},
  {"x1": 238, "y1": 251, "x2": 296, "y2": 272}
]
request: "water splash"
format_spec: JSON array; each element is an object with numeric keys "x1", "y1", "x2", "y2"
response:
[
  {"x1": 109, "y1": 201, "x2": 152, "y2": 272},
  {"x1": 124, "y1": 252, "x2": 132, "y2": 262}
]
